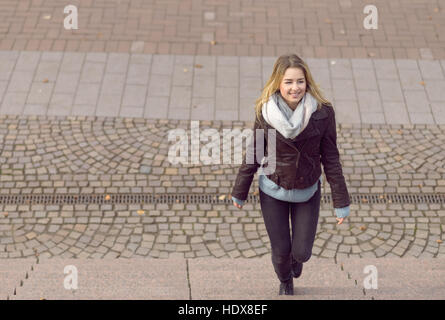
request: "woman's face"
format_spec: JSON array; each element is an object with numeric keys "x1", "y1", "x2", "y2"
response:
[{"x1": 279, "y1": 67, "x2": 307, "y2": 109}]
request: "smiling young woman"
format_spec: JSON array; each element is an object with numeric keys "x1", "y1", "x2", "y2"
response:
[
  {"x1": 279, "y1": 67, "x2": 307, "y2": 110},
  {"x1": 231, "y1": 53, "x2": 351, "y2": 296}
]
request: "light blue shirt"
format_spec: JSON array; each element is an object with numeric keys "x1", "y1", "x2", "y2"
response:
[{"x1": 232, "y1": 174, "x2": 350, "y2": 219}]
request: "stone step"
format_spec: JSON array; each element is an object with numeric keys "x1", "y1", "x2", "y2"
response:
[{"x1": 3, "y1": 257, "x2": 445, "y2": 300}]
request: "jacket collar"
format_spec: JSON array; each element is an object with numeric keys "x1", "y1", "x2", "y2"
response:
[
  {"x1": 311, "y1": 104, "x2": 329, "y2": 120},
  {"x1": 292, "y1": 105, "x2": 328, "y2": 141},
  {"x1": 259, "y1": 105, "x2": 327, "y2": 145}
]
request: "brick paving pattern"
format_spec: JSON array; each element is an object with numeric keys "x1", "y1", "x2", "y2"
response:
[{"x1": 0, "y1": 0, "x2": 444, "y2": 59}]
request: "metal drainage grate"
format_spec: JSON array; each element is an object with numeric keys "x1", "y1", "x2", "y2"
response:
[{"x1": 0, "y1": 193, "x2": 444, "y2": 205}]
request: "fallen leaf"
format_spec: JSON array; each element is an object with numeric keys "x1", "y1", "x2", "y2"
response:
[
  {"x1": 420, "y1": 81, "x2": 425, "y2": 86},
  {"x1": 253, "y1": 190, "x2": 259, "y2": 196},
  {"x1": 137, "y1": 210, "x2": 145, "y2": 215},
  {"x1": 379, "y1": 195, "x2": 385, "y2": 199},
  {"x1": 360, "y1": 226, "x2": 367, "y2": 231},
  {"x1": 105, "y1": 195, "x2": 111, "y2": 201},
  {"x1": 397, "y1": 129, "x2": 403, "y2": 134},
  {"x1": 361, "y1": 198, "x2": 368, "y2": 203},
  {"x1": 218, "y1": 195, "x2": 226, "y2": 200},
  {"x1": 42, "y1": 79, "x2": 49, "y2": 83},
  {"x1": 437, "y1": 239, "x2": 443, "y2": 244},
  {"x1": 210, "y1": 40, "x2": 217, "y2": 45},
  {"x1": 194, "y1": 64, "x2": 203, "y2": 68},
  {"x1": 3, "y1": 212, "x2": 8, "y2": 217}
]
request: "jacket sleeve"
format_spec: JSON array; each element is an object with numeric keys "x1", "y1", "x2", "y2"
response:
[
  {"x1": 320, "y1": 107, "x2": 350, "y2": 209},
  {"x1": 230, "y1": 117, "x2": 265, "y2": 201},
  {"x1": 231, "y1": 196, "x2": 245, "y2": 206},
  {"x1": 335, "y1": 206, "x2": 350, "y2": 218}
]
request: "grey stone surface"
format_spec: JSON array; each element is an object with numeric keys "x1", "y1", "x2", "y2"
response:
[
  {"x1": 383, "y1": 102, "x2": 410, "y2": 124},
  {"x1": 357, "y1": 91, "x2": 382, "y2": 113},
  {"x1": 330, "y1": 59, "x2": 353, "y2": 79},
  {"x1": 4, "y1": 257, "x2": 442, "y2": 299},
  {"x1": 15, "y1": 51, "x2": 40, "y2": 72},
  {"x1": 418, "y1": 61, "x2": 444, "y2": 80},
  {"x1": 398, "y1": 68, "x2": 424, "y2": 91},
  {"x1": 54, "y1": 73, "x2": 80, "y2": 94},
  {"x1": 343, "y1": 258, "x2": 445, "y2": 299},
  {"x1": 0, "y1": 51, "x2": 444, "y2": 125},
  {"x1": 374, "y1": 59, "x2": 398, "y2": 80},
  {"x1": 106, "y1": 53, "x2": 129, "y2": 74},
  {"x1": 334, "y1": 100, "x2": 360, "y2": 123},
  {"x1": 0, "y1": 92, "x2": 26, "y2": 113},
  {"x1": 60, "y1": 53, "x2": 85, "y2": 73},
  {"x1": 379, "y1": 80, "x2": 404, "y2": 102},
  {"x1": 35, "y1": 61, "x2": 59, "y2": 82},
  {"x1": 189, "y1": 256, "x2": 365, "y2": 300},
  {"x1": 10, "y1": 258, "x2": 189, "y2": 300},
  {"x1": 353, "y1": 70, "x2": 378, "y2": 91},
  {"x1": 425, "y1": 80, "x2": 445, "y2": 102},
  {"x1": 332, "y1": 79, "x2": 356, "y2": 100},
  {"x1": 8, "y1": 71, "x2": 34, "y2": 92},
  {"x1": 0, "y1": 259, "x2": 35, "y2": 300}
]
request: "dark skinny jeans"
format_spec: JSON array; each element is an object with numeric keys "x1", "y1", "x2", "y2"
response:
[{"x1": 259, "y1": 180, "x2": 321, "y2": 283}]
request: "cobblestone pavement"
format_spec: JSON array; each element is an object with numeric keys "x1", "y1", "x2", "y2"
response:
[
  {"x1": 0, "y1": 0, "x2": 444, "y2": 59},
  {"x1": 0, "y1": 115, "x2": 444, "y2": 260}
]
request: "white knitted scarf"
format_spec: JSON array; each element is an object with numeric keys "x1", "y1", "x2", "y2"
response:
[{"x1": 262, "y1": 92, "x2": 318, "y2": 139}]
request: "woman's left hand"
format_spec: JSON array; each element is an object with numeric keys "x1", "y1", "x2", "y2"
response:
[{"x1": 336, "y1": 217, "x2": 346, "y2": 225}]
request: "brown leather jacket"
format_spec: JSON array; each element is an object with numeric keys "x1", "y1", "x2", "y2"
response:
[{"x1": 231, "y1": 104, "x2": 350, "y2": 209}]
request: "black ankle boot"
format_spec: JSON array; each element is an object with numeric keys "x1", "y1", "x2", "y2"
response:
[
  {"x1": 291, "y1": 260, "x2": 303, "y2": 278},
  {"x1": 279, "y1": 278, "x2": 294, "y2": 295}
]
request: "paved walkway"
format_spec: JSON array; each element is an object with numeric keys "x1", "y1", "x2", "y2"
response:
[
  {"x1": 1, "y1": 0, "x2": 445, "y2": 301},
  {"x1": 0, "y1": 0, "x2": 444, "y2": 60},
  {"x1": 1, "y1": 51, "x2": 444, "y2": 124}
]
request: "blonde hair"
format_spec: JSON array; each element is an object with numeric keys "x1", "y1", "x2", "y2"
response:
[{"x1": 254, "y1": 53, "x2": 332, "y2": 122}]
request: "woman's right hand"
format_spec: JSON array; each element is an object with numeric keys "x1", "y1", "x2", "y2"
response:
[{"x1": 233, "y1": 200, "x2": 243, "y2": 209}]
